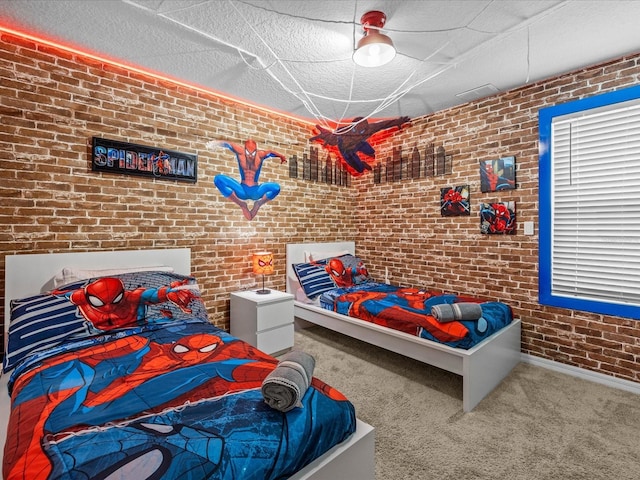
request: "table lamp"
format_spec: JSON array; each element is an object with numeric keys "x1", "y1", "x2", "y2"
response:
[{"x1": 252, "y1": 251, "x2": 274, "y2": 294}]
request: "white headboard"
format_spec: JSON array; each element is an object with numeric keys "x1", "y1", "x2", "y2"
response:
[
  {"x1": 4, "y1": 248, "x2": 191, "y2": 345},
  {"x1": 285, "y1": 241, "x2": 355, "y2": 294}
]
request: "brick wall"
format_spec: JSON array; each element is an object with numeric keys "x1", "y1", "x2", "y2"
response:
[
  {"x1": 0, "y1": 33, "x2": 356, "y2": 349},
  {"x1": 354, "y1": 54, "x2": 640, "y2": 383},
  {"x1": 1, "y1": 32, "x2": 639, "y2": 385}
]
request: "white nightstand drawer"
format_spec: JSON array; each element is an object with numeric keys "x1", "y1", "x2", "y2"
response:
[
  {"x1": 256, "y1": 300, "x2": 294, "y2": 331},
  {"x1": 230, "y1": 290, "x2": 295, "y2": 355},
  {"x1": 257, "y1": 324, "x2": 294, "y2": 355}
]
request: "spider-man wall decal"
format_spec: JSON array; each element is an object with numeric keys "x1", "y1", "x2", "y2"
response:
[
  {"x1": 208, "y1": 139, "x2": 287, "y2": 220},
  {"x1": 310, "y1": 116, "x2": 411, "y2": 176}
]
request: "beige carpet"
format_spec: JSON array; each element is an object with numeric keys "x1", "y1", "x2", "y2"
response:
[{"x1": 292, "y1": 326, "x2": 640, "y2": 480}]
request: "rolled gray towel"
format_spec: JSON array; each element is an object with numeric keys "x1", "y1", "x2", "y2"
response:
[
  {"x1": 431, "y1": 302, "x2": 483, "y2": 322},
  {"x1": 261, "y1": 350, "x2": 315, "y2": 412},
  {"x1": 431, "y1": 303, "x2": 455, "y2": 322}
]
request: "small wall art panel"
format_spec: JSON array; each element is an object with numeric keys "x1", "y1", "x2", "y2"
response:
[
  {"x1": 480, "y1": 202, "x2": 516, "y2": 234},
  {"x1": 479, "y1": 156, "x2": 516, "y2": 192},
  {"x1": 441, "y1": 185, "x2": 470, "y2": 216}
]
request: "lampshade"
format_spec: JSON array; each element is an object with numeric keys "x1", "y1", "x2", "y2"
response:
[
  {"x1": 252, "y1": 251, "x2": 274, "y2": 275},
  {"x1": 353, "y1": 10, "x2": 396, "y2": 68},
  {"x1": 253, "y1": 251, "x2": 274, "y2": 294}
]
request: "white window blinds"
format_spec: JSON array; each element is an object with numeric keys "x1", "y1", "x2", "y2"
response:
[{"x1": 550, "y1": 99, "x2": 640, "y2": 305}]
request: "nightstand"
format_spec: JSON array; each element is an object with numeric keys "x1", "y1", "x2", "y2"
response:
[{"x1": 230, "y1": 289, "x2": 295, "y2": 355}]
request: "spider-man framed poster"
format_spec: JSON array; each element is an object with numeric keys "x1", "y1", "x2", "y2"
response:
[
  {"x1": 440, "y1": 185, "x2": 470, "y2": 216},
  {"x1": 480, "y1": 202, "x2": 516, "y2": 234},
  {"x1": 479, "y1": 156, "x2": 516, "y2": 192}
]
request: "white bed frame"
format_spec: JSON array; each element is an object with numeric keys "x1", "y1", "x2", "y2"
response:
[
  {"x1": 287, "y1": 241, "x2": 522, "y2": 413},
  {"x1": 2, "y1": 248, "x2": 375, "y2": 480}
]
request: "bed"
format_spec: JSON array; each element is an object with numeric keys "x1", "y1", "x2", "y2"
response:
[
  {"x1": 286, "y1": 241, "x2": 522, "y2": 412},
  {"x1": 1, "y1": 248, "x2": 375, "y2": 480}
]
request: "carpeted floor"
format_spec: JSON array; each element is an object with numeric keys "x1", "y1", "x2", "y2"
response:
[{"x1": 291, "y1": 326, "x2": 640, "y2": 480}]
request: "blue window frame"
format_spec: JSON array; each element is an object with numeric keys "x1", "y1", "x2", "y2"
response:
[{"x1": 539, "y1": 84, "x2": 640, "y2": 319}]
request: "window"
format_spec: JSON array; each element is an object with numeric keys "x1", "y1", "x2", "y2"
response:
[{"x1": 539, "y1": 85, "x2": 640, "y2": 319}]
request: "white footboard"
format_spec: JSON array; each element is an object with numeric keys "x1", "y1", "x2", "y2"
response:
[
  {"x1": 461, "y1": 317, "x2": 521, "y2": 411},
  {"x1": 290, "y1": 419, "x2": 375, "y2": 480},
  {"x1": 294, "y1": 302, "x2": 521, "y2": 412}
]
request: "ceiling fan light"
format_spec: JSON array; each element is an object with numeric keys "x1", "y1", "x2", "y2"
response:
[{"x1": 353, "y1": 31, "x2": 396, "y2": 67}]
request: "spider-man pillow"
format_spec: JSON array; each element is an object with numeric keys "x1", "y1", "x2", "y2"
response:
[
  {"x1": 293, "y1": 254, "x2": 372, "y2": 300},
  {"x1": 3, "y1": 271, "x2": 208, "y2": 373},
  {"x1": 333, "y1": 254, "x2": 372, "y2": 285}
]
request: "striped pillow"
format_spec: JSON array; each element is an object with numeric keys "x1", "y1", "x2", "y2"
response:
[
  {"x1": 3, "y1": 292, "x2": 86, "y2": 373},
  {"x1": 292, "y1": 259, "x2": 336, "y2": 300}
]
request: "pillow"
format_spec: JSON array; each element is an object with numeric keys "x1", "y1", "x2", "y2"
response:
[
  {"x1": 304, "y1": 249, "x2": 350, "y2": 262},
  {"x1": 295, "y1": 286, "x2": 320, "y2": 305},
  {"x1": 333, "y1": 254, "x2": 372, "y2": 286},
  {"x1": 4, "y1": 271, "x2": 208, "y2": 373},
  {"x1": 40, "y1": 265, "x2": 175, "y2": 292},
  {"x1": 292, "y1": 254, "x2": 373, "y2": 299},
  {"x1": 292, "y1": 259, "x2": 336, "y2": 300}
]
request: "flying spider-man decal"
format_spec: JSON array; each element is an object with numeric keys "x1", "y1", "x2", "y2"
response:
[
  {"x1": 310, "y1": 116, "x2": 411, "y2": 175},
  {"x1": 209, "y1": 138, "x2": 287, "y2": 220}
]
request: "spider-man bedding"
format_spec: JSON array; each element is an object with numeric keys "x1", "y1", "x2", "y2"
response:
[
  {"x1": 292, "y1": 253, "x2": 512, "y2": 350},
  {"x1": 320, "y1": 282, "x2": 512, "y2": 349},
  {"x1": 2, "y1": 271, "x2": 356, "y2": 480}
]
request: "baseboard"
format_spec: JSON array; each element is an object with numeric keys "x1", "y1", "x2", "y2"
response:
[{"x1": 520, "y1": 353, "x2": 640, "y2": 395}]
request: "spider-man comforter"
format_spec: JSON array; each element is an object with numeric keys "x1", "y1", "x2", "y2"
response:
[
  {"x1": 3, "y1": 271, "x2": 356, "y2": 480},
  {"x1": 3, "y1": 321, "x2": 356, "y2": 480},
  {"x1": 320, "y1": 282, "x2": 513, "y2": 349}
]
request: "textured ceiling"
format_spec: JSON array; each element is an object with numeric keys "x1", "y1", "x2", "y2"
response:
[{"x1": 1, "y1": 0, "x2": 639, "y2": 126}]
